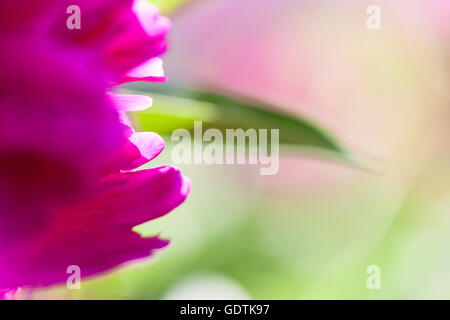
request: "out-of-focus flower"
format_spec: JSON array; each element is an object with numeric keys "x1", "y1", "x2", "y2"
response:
[{"x1": 0, "y1": 0, "x2": 189, "y2": 295}]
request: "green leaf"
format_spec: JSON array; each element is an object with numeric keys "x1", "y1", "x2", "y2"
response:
[{"x1": 121, "y1": 82, "x2": 369, "y2": 169}]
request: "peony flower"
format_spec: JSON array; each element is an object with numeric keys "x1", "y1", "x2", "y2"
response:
[{"x1": 0, "y1": 0, "x2": 189, "y2": 296}]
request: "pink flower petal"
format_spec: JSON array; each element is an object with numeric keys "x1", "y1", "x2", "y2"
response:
[
  {"x1": 94, "y1": 132, "x2": 165, "y2": 174},
  {"x1": 105, "y1": 1, "x2": 169, "y2": 76},
  {"x1": 0, "y1": 288, "x2": 19, "y2": 300},
  {"x1": 55, "y1": 166, "x2": 190, "y2": 229},
  {"x1": 108, "y1": 93, "x2": 153, "y2": 111},
  {"x1": 0, "y1": 0, "x2": 181, "y2": 291},
  {"x1": 0, "y1": 166, "x2": 189, "y2": 289},
  {"x1": 133, "y1": 0, "x2": 171, "y2": 37},
  {"x1": 121, "y1": 57, "x2": 167, "y2": 83},
  {"x1": 0, "y1": 232, "x2": 169, "y2": 289},
  {"x1": 124, "y1": 132, "x2": 165, "y2": 170}
]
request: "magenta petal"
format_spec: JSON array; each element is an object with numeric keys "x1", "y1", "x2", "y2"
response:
[
  {"x1": 120, "y1": 75, "x2": 168, "y2": 84},
  {"x1": 0, "y1": 0, "x2": 183, "y2": 291},
  {"x1": 108, "y1": 93, "x2": 152, "y2": 111},
  {"x1": 106, "y1": 1, "x2": 169, "y2": 75},
  {"x1": 133, "y1": 0, "x2": 171, "y2": 38},
  {"x1": 0, "y1": 166, "x2": 189, "y2": 289},
  {"x1": 0, "y1": 289, "x2": 19, "y2": 300},
  {"x1": 124, "y1": 132, "x2": 165, "y2": 170},
  {"x1": 0, "y1": 232, "x2": 169, "y2": 289},
  {"x1": 96, "y1": 132, "x2": 165, "y2": 173},
  {"x1": 54, "y1": 166, "x2": 190, "y2": 229},
  {"x1": 120, "y1": 57, "x2": 167, "y2": 83}
]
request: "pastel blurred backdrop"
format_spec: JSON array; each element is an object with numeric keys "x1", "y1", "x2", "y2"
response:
[{"x1": 31, "y1": 0, "x2": 450, "y2": 299}]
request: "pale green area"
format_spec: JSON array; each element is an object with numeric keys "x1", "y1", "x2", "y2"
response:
[
  {"x1": 148, "y1": 0, "x2": 190, "y2": 14},
  {"x1": 33, "y1": 147, "x2": 450, "y2": 299}
]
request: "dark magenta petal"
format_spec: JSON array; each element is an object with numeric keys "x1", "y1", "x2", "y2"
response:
[
  {"x1": 0, "y1": 166, "x2": 189, "y2": 289},
  {"x1": 0, "y1": 0, "x2": 181, "y2": 292},
  {"x1": 0, "y1": 232, "x2": 169, "y2": 289},
  {"x1": 105, "y1": 0, "x2": 170, "y2": 75},
  {"x1": 119, "y1": 57, "x2": 168, "y2": 84},
  {"x1": 124, "y1": 132, "x2": 166, "y2": 170},
  {"x1": 53, "y1": 166, "x2": 190, "y2": 229},
  {"x1": 94, "y1": 132, "x2": 165, "y2": 174}
]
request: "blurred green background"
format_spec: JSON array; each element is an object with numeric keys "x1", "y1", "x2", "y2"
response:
[{"x1": 33, "y1": 0, "x2": 450, "y2": 299}]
